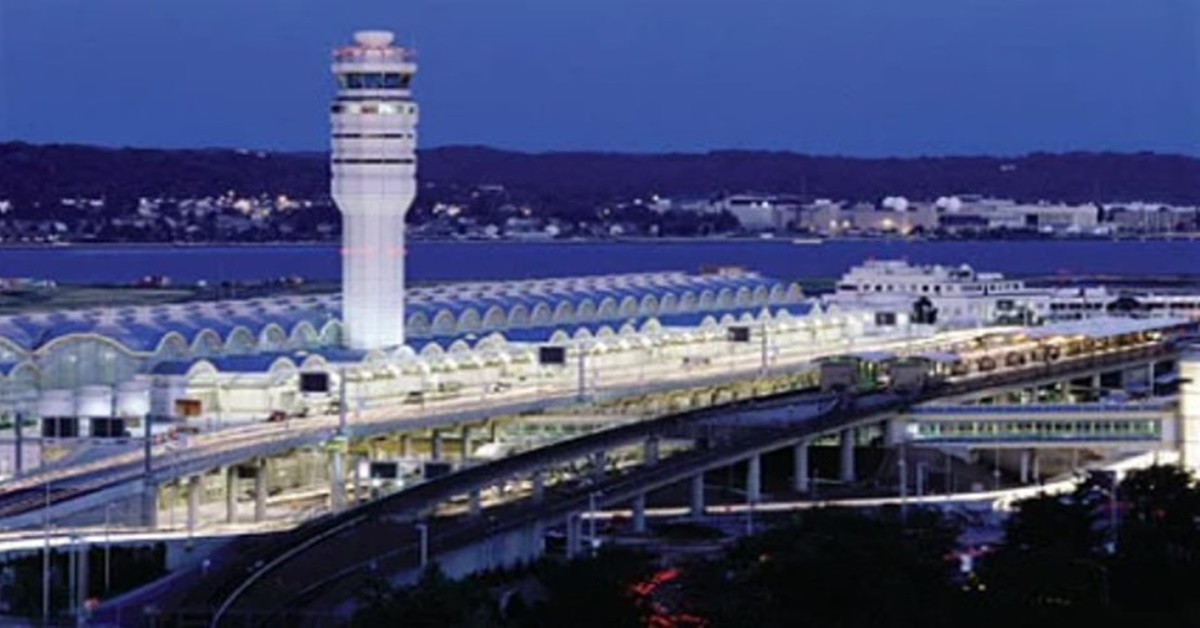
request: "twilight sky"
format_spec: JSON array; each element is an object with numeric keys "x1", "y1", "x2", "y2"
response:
[{"x1": 1, "y1": 0, "x2": 1197, "y2": 156}]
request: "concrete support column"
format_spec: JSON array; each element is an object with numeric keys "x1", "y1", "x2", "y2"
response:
[
  {"x1": 531, "y1": 470, "x2": 545, "y2": 504},
  {"x1": 565, "y1": 514, "x2": 581, "y2": 559},
  {"x1": 1019, "y1": 450, "x2": 1032, "y2": 485},
  {"x1": 632, "y1": 493, "x2": 647, "y2": 534},
  {"x1": 142, "y1": 481, "x2": 159, "y2": 529},
  {"x1": 793, "y1": 441, "x2": 810, "y2": 493},
  {"x1": 254, "y1": 459, "x2": 268, "y2": 523},
  {"x1": 591, "y1": 450, "x2": 606, "y2": 483},
  {"x1": 399, "y1": 433, "x2": 412, "y2": 458},
  {"x1": 1091, "y1": 374, "x2": 1102, "y2": 391},
  {"x1": 225, "y1": 467, "x2": 237, "y2": 524},
  {"x1": 689, "y1": 473, "x2": 705, "y2": 519},
  {"x1": 1031, "y1": 450, "x2": 1041, "y2": 482},
  {"x1": 839, "y1": 429, "x2": 856, "y2": 483},
  {"x1": 350, "y1": 455, "x2": 361, "y2": 505},
  {"x1": 468, "y1": 488, "x2": 482, "y2": 517},
  {"x1": 746, "y1": 455, "x2": 761, "y2": 504},
  {"x1": 330, "y1": 449, "x2": 345, "y2": 512},
  {"x1": 430, "y1": 430, "x2": 443, "y2": 461},
  {"x1": 644, "y1": 437, "x2": 660, "y2": 467},
  {"x1": 461, "y1": 426, "x2": 474, "y2": 462},
  {"x1": 186, "y1": 475, "x2": 201, "y2": 536}
]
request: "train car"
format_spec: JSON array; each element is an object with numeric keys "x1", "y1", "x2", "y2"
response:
[
  {"x1": 886, "y1": 356, "x2": 937, "y2": 393},
  {"x1": 818, "y1": 352, "x2": 893, "y2": 394},
  {"x1": 818, "y1": 358, "x2": 860, "y2": 393}
]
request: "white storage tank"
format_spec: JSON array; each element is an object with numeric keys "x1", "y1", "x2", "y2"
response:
[
  {"x1": 76, "y1": 385, "x2": 114, "y2": 417},
  {"x1": 116, "y1": 381, "x2": 151, "y2": 418},
  {"x1": 36, "y1": 389, "x2": 75, "y2": 418}
]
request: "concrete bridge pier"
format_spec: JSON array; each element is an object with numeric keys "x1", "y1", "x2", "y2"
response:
[
  {"x1": 793, "y1": 441, "x2": 810, "y2": 493},
  {"x1": 746, "y1": 454, "x2": 761, "y2": 504},
  {"x1": 631, "y1": 493, "x2": 647, "y2": 534},
  {"x1": 430, "y1": 430, "x2": 443, "y2": 461},
  {"x1": 468, "y1": 488, "x2": 482, "y2": 517},
  {"x1": 1019, "y1": 450, "x2": 1033, "y2": 484},
  {"x1": 690, "y1": 473, "x2": 705, "y2": 519},
  {"x1": 839, "y1": 429, "x2": 856, "y2": 483},
  {"x1": 565, "y1": 513, "x2": 582, "y2": 559},
  {"x1": 531, "y1": 470, "x2": 545, "y2": 504},
  {"x1": 141, "y1": 481, "x2": 159, "y2": 529},
  {"x1": 461, "y1": 426, "x2": 474, "y2": 461},
  {"x1": 330, "y1": 449, "x2": 346, "y2": 512},
  {"x1": 644, "y1": 436, "x2": 660, "y2": 467},
  {"x1": 590, "y1": 450, "x2": 607, "y2": 483},
  {"x1": 186, "y1": 475, "x2": 201, "y2": 536},
  {"x1": 225, "y1": 466, "x2": 237, "y2": 523},
  {"x1": 254, "y1": 459, "x2": 268, "y2": 523}
]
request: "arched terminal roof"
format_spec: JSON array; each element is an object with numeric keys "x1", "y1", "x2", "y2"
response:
[{"x1": 0, "y1": 270, "x2": 804, "y2": 367}]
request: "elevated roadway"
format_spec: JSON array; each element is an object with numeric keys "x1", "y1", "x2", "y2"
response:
[
  {"x1": 159, "y1": 341, "x2": 1175, "y2": 626},
  {"x1": 0, "y1": 329, "x2": 986, "y2": 527}
]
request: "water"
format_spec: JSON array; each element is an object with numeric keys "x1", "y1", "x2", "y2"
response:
[{"x1": 2, "y1": 239, "x2": 1197, "y2": 285}]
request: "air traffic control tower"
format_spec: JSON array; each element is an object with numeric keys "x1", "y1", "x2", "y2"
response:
[{"x1": 330, "y1": 30, "x2": 417, "y2": 350}]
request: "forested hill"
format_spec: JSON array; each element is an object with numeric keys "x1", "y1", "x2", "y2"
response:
[{"x1": 2, "y1": 142, "x2": 1197, "y2": 210}]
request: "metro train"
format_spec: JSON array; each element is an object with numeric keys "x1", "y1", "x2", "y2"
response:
[{"x1": 816, "y1": 325, "x2": 1177, "y2": 397}]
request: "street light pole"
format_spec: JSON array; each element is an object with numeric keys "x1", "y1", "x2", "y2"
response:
[
  {"x1": 916, "y1": 461, "x2": 927, "y2": 498},
  {"x1": 576, "y1": 346, "x2": 586, "y2": 402},
  {"x1": 759, "y1": 320, "x2": 768, "y2": 376},
  {"x1": 588, "y1": 491, "x2": 599, "y2": 553},
  {"x1": 338, "y1": 366, "x2": 348, "y2": 435},
  {"x1": 415, "y1": 522, "x2": 428, "y2": 569},
  {"x1": 42, "y1": 478, "x2": 51, "y2": 625},
  {"x1": 104, "y1": 503, "x2": 112, "y2": 594},
  {"x1": 67, "y1": 534, "x2": 75, "y2": 622},
  {"x1": 898, "y1": 446, "x2": 908, "y2": 525},
  {"x1": 14, "y1": 408, "x2": 23, "y2": 477}
]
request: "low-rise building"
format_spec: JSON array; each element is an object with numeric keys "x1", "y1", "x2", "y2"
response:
[{"x1": 826, "y1": 259, "x2": 1050, "y2": 327}]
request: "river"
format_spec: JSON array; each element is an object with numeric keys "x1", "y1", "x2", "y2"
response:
[{"x1": 2, "y1": 239, "x2": 1197, "y2": 285}]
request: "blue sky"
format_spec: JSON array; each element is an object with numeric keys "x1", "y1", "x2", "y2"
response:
[{"x1": 1, "y1": 0, "x2": 1196, "y2": 155}]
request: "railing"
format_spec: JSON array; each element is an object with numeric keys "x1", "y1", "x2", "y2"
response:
[{"x1": 909, "y1": 402, "x2": 1173, "y2": 415}]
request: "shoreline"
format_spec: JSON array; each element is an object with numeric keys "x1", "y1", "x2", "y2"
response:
[{"x1": 3, "y1": 232, "x2": 1199, "y2": 250}]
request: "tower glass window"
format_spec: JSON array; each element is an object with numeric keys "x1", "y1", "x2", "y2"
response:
[{"x1": 338, "y1": 73, "x2": 411, "y2": 90}]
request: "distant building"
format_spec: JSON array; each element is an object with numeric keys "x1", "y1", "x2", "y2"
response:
[
  {"x1": 827, "y1": 259, "x2": 1050, "y2": 327},
  {"x1": 1105, "y1": 204, "x2": 1197, "y2": 234},
  {"x1": 720, "y1": 194, "x2": 801, "y2": 231}
]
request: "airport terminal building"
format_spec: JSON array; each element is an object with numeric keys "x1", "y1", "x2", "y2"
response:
[{"x1": 0, "y1": 268, "x2": 902, "y2": 424}]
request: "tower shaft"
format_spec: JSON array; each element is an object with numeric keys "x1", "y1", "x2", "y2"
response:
[{"x1": 330, "y1": 30, "x2": 417, "y2": 350}]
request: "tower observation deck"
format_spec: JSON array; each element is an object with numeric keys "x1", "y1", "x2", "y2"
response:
[{"x1": 330, "y1": 30, "x2": 418, "y2": 350}]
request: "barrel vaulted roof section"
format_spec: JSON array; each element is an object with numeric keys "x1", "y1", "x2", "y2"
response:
[{"x1": 0, "y1": 271, "x2": 803, "y2": 358}]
